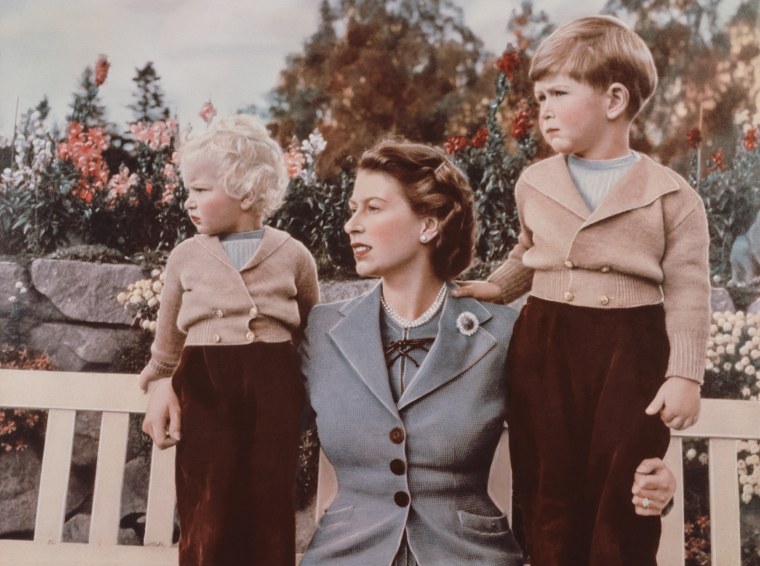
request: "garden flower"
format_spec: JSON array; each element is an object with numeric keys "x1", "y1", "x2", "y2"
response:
[
  {"x1": 708, "y1": 148, "x2": 726, "y2": 172},
  {"x1": 285, "y1": 142, "x2": 305, "y2": 178},
  {"x1": 686, "y1": 127, "x2": 702, "y2": 149},
  {"x1": 744, "y1": 127, "x2": 758, "y2": 151},
  {"x1": 95, "y1": 54, "x2": 110, "y2": 87},
  {"x1": 495, "y1": 48, "x2": 520, "y2": 80},
  {"x1": 511, "y1": 99, "x2": 534, "y2": 140},
  {"x1": 470, "y1": 128, "x2": 488, "y2": 149},
  {"x1": 199, "y1": 101, "x2": 217, "y2": 125},
  {"x1": 444, "y1": 136, "x2": 468, "y2": 154}
]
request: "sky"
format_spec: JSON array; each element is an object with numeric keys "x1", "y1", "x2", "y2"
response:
[{"x1": 0, "y1": 0, "x2": 691, "y2": 139}]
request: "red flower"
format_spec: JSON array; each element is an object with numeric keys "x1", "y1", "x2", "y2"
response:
[
  {"x1": 444, "y1": 136, "x2": 469, "y2": 155},
  {"x1": 744, "y1": 128, "x2": 758, "y2": 151},
  {"x1": 95, "y1": 55, "x2": 110, "y2": 87},
  {"x1": 511, "y1": 100, "x2": 534, "y2": 140},
  {"x1": 470, "y1": 128, "x2": 488, "y2": 149},
  {"x1": 496, "y1": 49, "x2": 520, "y2": 80},
  {"x1": 708, "y1": 148, "x2": 726, "y2": 173},
  {"x1": 145, "y1": 182, "x2": 153, "y2": 196},
  {"x1": 686, "y1": 127, "x2": 702, "y2": 149}
]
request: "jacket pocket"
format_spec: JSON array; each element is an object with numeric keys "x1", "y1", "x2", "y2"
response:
[
  {"x1": 318, "y1": 505, "x2": 354, "y2": 530},
  {"x1": 457, "y1": 510, "x2": 510, "y2": 535}
]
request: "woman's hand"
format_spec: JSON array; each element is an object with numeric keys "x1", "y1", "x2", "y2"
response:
[
  {"x1": 631, "y1": 458, "x2": 676, "y2": 516},
  {"x1": 451, "y1": 281, "x2": 502, "y2": 302},
  {"x1": 142, "y1": 377, "x2": 181, "y2": 449}
]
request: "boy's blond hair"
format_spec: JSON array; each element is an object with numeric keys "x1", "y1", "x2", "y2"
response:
[
  {"x1": 178, "y1": 114, "x2": 287, "y2": 219},
  {"x1": 530, "y1": 15, "x2": 658, "y2": 118}
]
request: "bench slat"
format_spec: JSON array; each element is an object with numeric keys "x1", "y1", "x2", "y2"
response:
[
  {"x1": 0, "y1": 539, "x2": 177, "y2": 565},
  {"x1": 709, "y1": 438, "x2": 742, "y2": 564},
  {"x1": 659, "y1": 437, "x2": 686, "y2": 564},
  {"x1": 144, "y1": 443, "x2": 177, "y2": 546},
  {"x1": 34, "y1": 409, "x2": 76, "y2": 543},
  {"x1": 89, "y1": 411, "x2": 130, "y2": 544}
]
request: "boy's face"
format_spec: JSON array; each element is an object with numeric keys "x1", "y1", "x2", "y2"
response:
[
  {"x1": 182, "y1": 156, "x2": 259, "y2": 235},
  {"x1": 534, "y1": 72, "x2": 616, "y2": 159}
]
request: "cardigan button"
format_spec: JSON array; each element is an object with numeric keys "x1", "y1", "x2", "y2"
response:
[
  {"x1": 249, "y1": 306, "x2": 258, "y2": 318},
  {"x1": 390, "y1": 459, "x2": 406, "y2": 475},
  {"x1": 600, "y1": 266, "x2": 611, "y2": 273},
  {"x1": 394, "y1": 492, "x2": 410, "y2": 507},
  {"x1": 245, "y1": 331, "x2": 255, "y2": 342},
  {"x1": 564, "y1": 291, "x2": 574, "y2": 302},
  {"x1": 389, "y1": 428, "x2": 405, "y2": 444},
  {"x1": 564, "y1": 260, "x2": 574, "y2": 269},
  {"x1": 214, "y1": 309, "x2": 224, "y2": 318},
  {"x1": 212, "y1": 334, "x2": 221, "y2": 343},
  {"x1": 599, "y1": 295, "x2": 611, "y2": 306}
]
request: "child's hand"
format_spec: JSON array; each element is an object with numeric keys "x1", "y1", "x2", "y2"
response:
[
  {"x1": 142, "y1": 378, "x2": 181, "y2": 449},
  {"x1": 452, "y1": 281, "x2": 502, "y2": 302},
  {"x1": 645, "y1": 376, "x2": 700, "y2": 430},
  {"x1": 139, "y1": 365, "x2": 163, "y2": 392}
]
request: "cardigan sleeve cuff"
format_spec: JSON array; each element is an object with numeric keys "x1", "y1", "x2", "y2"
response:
[
  {"x1": 147, "y1": 357, "x2": 177, "y2": 379},
  {"x1": 487, "y1": 261, "x2": 534, "y2": 305},
  {"x1": 665, "y1": 330, "x2": 708, "y2": 384}
]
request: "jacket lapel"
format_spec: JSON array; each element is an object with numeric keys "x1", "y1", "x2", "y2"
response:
[
  {"x1": 194, "y1": 235, "x2": 236, "y2": 269},
  {"x1": 239, "y1": 226, "x2": 290, "y2": 271},
  {"x1": 397, "y1": 285, "x2": 497, "y2": 411},
  {"x1": 522, "y1": 154, "x2": 591, "y2": 220},
  {"x1": 328, "y1": 283, "x2": 399, "y2": 418},
  {"x1": 583, "y1": 153, "x2": 680, "y2": 227}
]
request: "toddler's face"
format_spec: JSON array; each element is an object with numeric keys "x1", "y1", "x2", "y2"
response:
[
  {"x1": 533, "y1": 72, "x2": 614, "y2": 159},
  {"x1": 182, "y1": 156, "x2": 257, "y2": 235}
]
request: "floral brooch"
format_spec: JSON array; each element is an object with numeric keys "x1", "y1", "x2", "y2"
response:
[{"x1": 456, "y1": 312, "x2": 479, "y2": 336}]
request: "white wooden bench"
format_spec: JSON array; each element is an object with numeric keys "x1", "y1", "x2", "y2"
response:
[{"x1": 0, "y1": 368, "x2": 758, "y2": 565}]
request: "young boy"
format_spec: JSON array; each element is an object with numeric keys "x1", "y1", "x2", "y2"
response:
[
  {"x1": 455, "y1": 15, "x2": 709, "y2": 565},
  {"x1": 139, "y1": 114, "x2": 319, "y2": 565}
]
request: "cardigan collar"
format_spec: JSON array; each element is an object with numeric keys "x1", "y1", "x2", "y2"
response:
[
  {"x1": 193, "y1": 226, "x2": 291, "y2": 272},
  {"x1": 327, "y1": 281, "x2": 497, "y2": 417},
  {"x1": 522, "y1": 153, "x2": 681, "y2": 227}
]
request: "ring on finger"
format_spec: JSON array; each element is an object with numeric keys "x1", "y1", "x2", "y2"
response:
[{"x1": 642, "y1": 497, "x2": 650, "y2": 509}]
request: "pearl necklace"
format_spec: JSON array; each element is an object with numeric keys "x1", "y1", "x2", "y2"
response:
[{"x1": 381, "y1": 283, "x2": 447, "y2": 329}]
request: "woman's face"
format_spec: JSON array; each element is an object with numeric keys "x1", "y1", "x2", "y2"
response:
[{"x1": 344, "y1": 170, "x2": 433, "y2": 279}]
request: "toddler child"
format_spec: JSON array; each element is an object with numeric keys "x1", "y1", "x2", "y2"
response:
[{"x1": 139, "y1": 114, "x2": 319, "y2": 565}]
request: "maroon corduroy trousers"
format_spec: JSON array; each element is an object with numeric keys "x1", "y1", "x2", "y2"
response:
[
  {"x1": 171, "y1": 342, "x2": 303, "y2": 566},
  {"x1": 507, "y1": 297, "x2": 670, "y2": 566}
]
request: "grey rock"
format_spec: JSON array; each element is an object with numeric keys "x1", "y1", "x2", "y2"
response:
[
  {"x1": 747, "y1": 297, "x2": 760, "y2": 315},
  {"x1": 28, "y1": 323, "x2": 141, "y2": 372},
  {"x1": 0, "y1": 449, "x2": 41, "y2": 535},
  {"x1": 71, "y1": 411, "x2": 102, "y2": 468},
  {"x1": 62, "y1": 513, "x2": 90, "y2": 543},
  {"x1": 30, "y1": 259, "x2": 145, "y2": 325},
  {"x1": 117, "y1": 456, "x2": 151, "y2": 545}
]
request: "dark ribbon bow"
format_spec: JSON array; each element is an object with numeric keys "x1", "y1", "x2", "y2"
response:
[{"x1": 384, "y1": 337, "x2": 434, "y2": 368}]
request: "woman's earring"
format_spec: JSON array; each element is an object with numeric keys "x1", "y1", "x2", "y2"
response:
[{"x1": 420, "y1": 235, "x2": 429, "y2": 243}]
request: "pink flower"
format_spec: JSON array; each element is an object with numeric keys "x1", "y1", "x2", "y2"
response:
[
  {"x1": 199, "y1": 101, "x2": 217, "y2": 125},
  {"x1": 285, "y1": 142, "x2": 305, "y2": 178},
  {"x1": 95, "y1": 55, "x2": 110, "y2": 87},
  {"x1": 444, "y1": 136, "x2": 469, "y2": 155},
  {"x1": 744, "y1": 128, "x2": 758, "y2": 151}
]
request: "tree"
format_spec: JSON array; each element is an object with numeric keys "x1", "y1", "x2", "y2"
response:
[
  {"x1": 68, "y1": 67, "x2": 110, "y2": 131},
  {"x1": 603, "y1": 0, "x2": 760, "y2": 168},
  {"x1": 128, "y1": 62, "x2": 171, "y2": 124},
  {"x1": 268, "y1": 0, "x2": 497, "y2": 172}
]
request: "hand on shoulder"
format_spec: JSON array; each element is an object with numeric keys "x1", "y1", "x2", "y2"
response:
[{"x1": 451, "y1": 280, "x2": 502, "y2": 302}]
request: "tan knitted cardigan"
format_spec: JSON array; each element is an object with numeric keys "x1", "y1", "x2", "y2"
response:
[
  {"x1": 487, "y1": 153, "x2": 710, "y2": 383},
  {"x1": 147, "y1": 226, "x2": 319, "y2": 378}
]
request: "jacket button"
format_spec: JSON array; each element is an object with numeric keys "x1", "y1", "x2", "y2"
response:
[
  {"x1": 214, "y1": 309, "x2": 224, "y2": 318},
  {"x1": 389, "y1": 428, "x2": 405, "y2": 444},
  {"x1": 245, "y1": 331, "x2": 255, "y2": 342},
  {"x1": 394, "y1": 492, "x2": 410, "y2": 507},
  {"x1": 212, "y1": 334, "x2": 221, "y2": 343},
  {"x1": 249, "y1": 306, "x2": 258, "y2": 318},
  {"x1": 599, "y1": 295, "x2": 610, "y2": 305},
  {"x1": 600, "y1": 266, "x2": 611, "y2": 273},
  {"x1": 564, "y1": 291, "x2": 574, "y2": 302},
  {"x1": 390, "y1": 459, "x2": 406, "y2": 475},
  {"x1": 564, "y1": 260, "x2": 574, "y2": 269}
]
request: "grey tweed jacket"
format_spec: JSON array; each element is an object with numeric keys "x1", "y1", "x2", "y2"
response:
[{"x1": 300, "y1": 282, "x2": 524, "y2": 566}]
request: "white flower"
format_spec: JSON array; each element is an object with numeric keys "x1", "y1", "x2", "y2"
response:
[
  {"x1": 8, "y1": 296, "x2": 16, "y2": 303},
  {"x1": 698, "y1": 453, "x2": 708, "y2": 465},
  {"x1": 456, "y1": 312, "x2": 479, "y2": 336},
  {"x1": 14, "y1": 281, "x2": 23, "y2": 289},
  {"x1": 686, "y1": 448, "x2": 697, "y2": 460}
]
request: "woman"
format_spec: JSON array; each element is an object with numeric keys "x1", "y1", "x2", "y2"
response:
[{"x1": 299, "y1": 140, "x2": 675, "y2": 565}]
